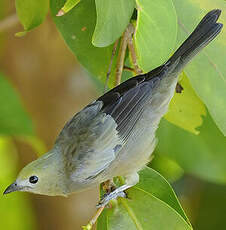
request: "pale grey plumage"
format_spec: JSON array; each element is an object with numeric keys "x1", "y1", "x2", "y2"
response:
[{"x1": 4, "y1": 10, "x2": 223, "y2": 206}]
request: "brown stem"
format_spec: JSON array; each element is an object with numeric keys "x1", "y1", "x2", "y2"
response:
[
  {"x1": 104, "y1": 39, "x2": 119, "y2": 92},
  {"x1": 127, "y1": 26, "x2": 143, "y2": 75},
  {"x1": 82, "y1": 205, "x2": 105, "y2": 230},
  {"x1": 115, "y1": 24, "x2": 134, "y2": 86},
  {"x1": 123, "y1": 66, "x2": 136, "y2": 73},
  {"x1": 83, "y1": 180, "x2": 113, "y2": 229},
  {"x1": 90, "y1": 206, "x2": 105, "y2": 226}
]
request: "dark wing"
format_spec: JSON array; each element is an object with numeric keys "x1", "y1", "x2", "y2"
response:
[
  {"x1": 55, "y1": 64, "x2": 169, "y2": 182},
  {"x1": 98, "y1": 64, "x2": 168, "y2": 141}
]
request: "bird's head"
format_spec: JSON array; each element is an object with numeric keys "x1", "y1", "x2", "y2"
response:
[{"x1": 3, "y1": 149, "x2": 68, "y2": 196}]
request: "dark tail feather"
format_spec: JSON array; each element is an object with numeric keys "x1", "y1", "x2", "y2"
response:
[{"x1": 168, "y1": 9, "x2": 223, "y2": 73}]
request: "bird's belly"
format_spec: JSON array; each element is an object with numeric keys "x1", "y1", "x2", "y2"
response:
[
  {"x1": 103, "y1": 76, "x2": 178, "y2": 178},
  {"x1": 113, "y1": 135, "x2": 157, "y2": 177},
  {"x1": 101, "y1": 117, "x2": 158, "y2": 179}
]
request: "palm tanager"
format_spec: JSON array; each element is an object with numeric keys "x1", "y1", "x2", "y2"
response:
[{"x1": 4, "y1": 10, "x2": 223, "y2": 207}]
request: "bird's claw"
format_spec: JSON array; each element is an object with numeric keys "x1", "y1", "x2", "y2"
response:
[{"x1": 96, "y1": 190, "x2": 126, "y2": 208}]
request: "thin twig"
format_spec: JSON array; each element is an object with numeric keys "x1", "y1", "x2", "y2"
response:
[
  {"x1": 104, "y1": 39, "x2": 119, "y2": 92},
  {"x1": 123, "y1": 66, "x2": 137, "y2": 73},
  {"x1": 115, "y1": 24, "x2": 134, "y2": 86},
  {"x1": 0, "y1": 14, "x2": 19, "y2": 33},
  {"x1": 83, "y1": 181, "x2": 111, "y2": 230},
  {"x1": 127, "y1": 26, "x2": 143, "y2": 74},
  {"x1": 82, "y1": 206, "x2": 105, "y2": 230},
  {"x1": 90, "y1": 206, "x2": 105, "y2": 225}
]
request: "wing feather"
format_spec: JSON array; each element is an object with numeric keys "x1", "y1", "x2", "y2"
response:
[{"x1": 55, "y1": 64, "x2": 169, "y2": 182}]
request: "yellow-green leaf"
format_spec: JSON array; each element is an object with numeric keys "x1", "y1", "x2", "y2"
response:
[
  {"x1": 15, "y1": 0, "x2": 49, "y2": 34},
  {"x1": 165, "y1": 73, "x2": 206, "y2": 134},
  {"x1": 150, "y1": 154, "x2": 184, "y2": 183},
  {"x1": 56, "y1": 0, "x2": 80, "y2": 16}
]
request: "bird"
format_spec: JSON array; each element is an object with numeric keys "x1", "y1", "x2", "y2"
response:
[{"x1": 4, "y1": 9, "x2": 223, "y2": 207}]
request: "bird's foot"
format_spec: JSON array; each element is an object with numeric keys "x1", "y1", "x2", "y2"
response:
[
  {"x1": 102, "y1": 179, "x2": 116, "y2": 193},
  {"x1": 97, "y1": 189, "x2": 127, "y2": 208},
  {"x1": 97, "y1": 173, "x2": 139, "y2": 208}
]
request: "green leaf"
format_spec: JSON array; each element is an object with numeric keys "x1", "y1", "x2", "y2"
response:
[
  {"x1": 56, "y1": 0, "x2": 80, "y2": 16},
  {"x1": 0, "y1": 137, "x2": 36, "y2": 230},
  {"x1": 15, "y1": 0, "x2": 49, "y2": 34},
  {"x1": 164, "y1": 73, "x2": 206, "y2": 134},
  {"x1": 135, "y1": 0, "x2": 177, "y2": 71},
  {"x1": 0, "y1": 73, "x2": 33, "y2": 136},
  {"x1": 150, "y1": 155, "x2": 184, "y2": 183},
  {"x1": 50, "y1": 0, "x2": 118, "y2": 84},
  {"x1": 172, "y1": 0, "x2": 226, "y2": 136},
  {"x1": 156, "y1": 112, "x2": 226, "y2": 184},
  {"x1": 92, "y1": 0, "x2": 135, "y2": 47},
  {"x1": 97, "y1": 167, "x2": 192, "y2": 230}
]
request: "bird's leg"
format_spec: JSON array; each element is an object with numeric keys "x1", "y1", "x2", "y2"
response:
[
  {"x1": 103, "y1": 179, "x2": 116, "y2": 193},
  {"x1": 97, "y1": 172, "x2": 139, "y2": 208}
]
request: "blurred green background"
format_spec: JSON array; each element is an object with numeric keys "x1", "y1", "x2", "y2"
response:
[{"x1": 0, "y1": 1, "x2": 226, "y2": 230}]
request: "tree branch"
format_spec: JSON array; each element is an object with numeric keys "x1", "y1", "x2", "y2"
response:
[
  {"x1": 115, "y1": 24, "x2": 134, "y2": 86},
  {"x1": 104, "y1": 39, "x2": 119, "y2": 92}
]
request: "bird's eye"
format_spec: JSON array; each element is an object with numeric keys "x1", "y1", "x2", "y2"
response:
[{"x1": 29, "y1": 176, "x2": 38, "y2": 184}]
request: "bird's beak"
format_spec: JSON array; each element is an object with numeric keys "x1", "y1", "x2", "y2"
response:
[{"x1": 3, "y1": 182, "x2": 22, "y2": 195}]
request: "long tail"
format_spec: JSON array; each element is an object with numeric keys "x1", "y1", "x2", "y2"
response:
[{"x1": 168, "y1": 9, "x2": 223, "y2": 73}]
